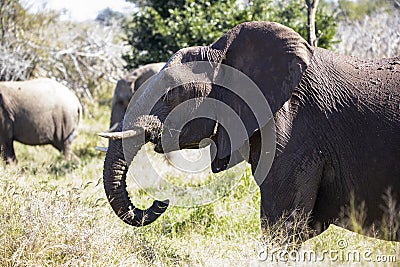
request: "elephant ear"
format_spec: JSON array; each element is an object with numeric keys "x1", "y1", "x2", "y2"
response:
[
  {"x1": 115, "y1": 74, "x2": 134, "y2": 100},
  {"x1": 211, "y1": 21, "x2": 313, "y2": 161},
  {"x1": 130, "y1": 63, "x2": 165, "y2": 93}
]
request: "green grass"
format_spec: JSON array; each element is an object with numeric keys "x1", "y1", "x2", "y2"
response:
[{"x1": 0, "y1": 102, "x2": 399, "y2": 266}]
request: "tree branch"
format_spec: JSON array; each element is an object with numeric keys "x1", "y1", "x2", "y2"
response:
[{"x1": 305, "y1": 0, "x2": 320, "y2": 47}]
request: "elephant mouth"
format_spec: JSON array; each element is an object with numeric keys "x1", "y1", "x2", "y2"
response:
[
  {"x1": 184, "y1": 145, "x2": 199, "y2": 150},
  {"x1": 155, "y1": 141, "x2": 212, "y2": 153},
  {"x1": 179, "y1": 143, "x2": 202, "y2": 149}
]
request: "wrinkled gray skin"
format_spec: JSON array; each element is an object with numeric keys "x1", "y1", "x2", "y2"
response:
[
  {"x1": 102, "y1": 22, "x2": 400, "y2": 240},
  {"x1": 0, "y1": 78, "x2": 82, "y2": 164},
  {"x1": 110, "y1": 63, "x2": 165, "y2": 130}
]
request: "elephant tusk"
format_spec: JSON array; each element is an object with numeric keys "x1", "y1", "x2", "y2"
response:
[
  {"x1": 97, "y1": 129, "x2": 142, "y2": 140},
  {"x1": 95, "y1": 146, "x2": 108, "y2": 152},
  {"x1": 107, "y1": 123, "x2": 119, "y2": 132}
]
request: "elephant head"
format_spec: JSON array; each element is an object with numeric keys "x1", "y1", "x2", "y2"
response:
[
  {"x1": 101, "y1": 22, "x2": 313, "y2": 226},
  {"x1": 109, "y1": 63, "x2": 165, "y2": 131}
]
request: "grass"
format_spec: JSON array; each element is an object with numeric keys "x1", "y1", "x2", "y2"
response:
[{"x1": 0, "y1": 102, "x2": 399, "y2": 266}]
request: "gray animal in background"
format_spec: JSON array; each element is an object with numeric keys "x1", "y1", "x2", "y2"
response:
[
  {"x1": 100, "y1": 22, "x2": 399, "y2": 240},
  {"x1": 109, "y1": 63, "x2": 165, "y2": 131},
  {"x1": 0, "y1": 78, "x2": 82, "y2": 164}
]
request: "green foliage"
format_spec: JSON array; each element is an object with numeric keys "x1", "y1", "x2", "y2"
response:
[
  {"x1": 271, "y1": 0, "x2": 338, "y2": 49},
  {"x1": 123, "y1": 0, "x2": 337, "y2": 68},
  {"x1": 123, "y1": 0, "x2": 250, "y2": 69},
  {"x1": 249, "y1": 0, "x2": 338, "y2": 49}
]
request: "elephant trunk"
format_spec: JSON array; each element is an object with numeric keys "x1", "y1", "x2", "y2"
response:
[{"x1": 102, "y1": 118, "x2": 168, "y2": 226}]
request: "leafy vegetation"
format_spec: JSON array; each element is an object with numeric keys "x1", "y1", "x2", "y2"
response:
[
  {"x1": 123, "y1": 0, "x2": 337, "y2": 69},
  {"x1": 267, "y1": 0, "x2": 338, "y2": 50},
  {"x1": 123, "y1": 0, "x2": 248, "y2": 68}
]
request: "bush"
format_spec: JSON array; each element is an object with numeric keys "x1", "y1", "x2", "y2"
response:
[
  {"x1": 0, "y1": 0, "x2": 127, "y2": 104},
  {"x1": 123, "y1": 0, "x2": 337, "y2": 69}
]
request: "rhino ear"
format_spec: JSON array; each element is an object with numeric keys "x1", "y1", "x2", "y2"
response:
[{"x1": 210, "y1": 22, "x2": 313, "y2": 160}]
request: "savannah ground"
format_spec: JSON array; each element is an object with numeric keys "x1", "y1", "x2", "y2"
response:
[{"x1": 0, "y1": 96, "x2": 399, "y2": 266}]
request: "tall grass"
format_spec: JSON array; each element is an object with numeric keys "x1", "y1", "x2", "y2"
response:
[{"x1": 0, "y1": 103, "x2": 398, "y2": 266}]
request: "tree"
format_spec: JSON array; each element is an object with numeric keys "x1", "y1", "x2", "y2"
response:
[
  {"x1": 305, "y1": 0, "x2": 320, "y2": 46},
  {"x1": 251, "y1": 0, "x2": 337, "y2": 49},
  {"x1": 0, "y1": 0, "x2": 58, "y2": 81},
  {"x1": 0, "y1": 0, "x2": 126, "y2": 104},
  {"x1": 123, "y1": 0, "x2": 250, "y2": 69},
  {"x1": 123, "y1": 0, "x2": 337, "y2": 69},
  {"x1": 96, "y1": 8, "x2": 126, "y2": 26}
]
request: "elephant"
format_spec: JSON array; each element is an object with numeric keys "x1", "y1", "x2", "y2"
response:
[
  {"x1": 106, "y1": 62, "x2": 210, "y2": 169},
  {"x1": 109, "y1": 62, "x2": 165, "y2": 131},
  {"x1": 100, "y1": 21, "x2": 400, "y2": 240},
  {"x1": 0, "y1": 78, "x2": 82, "y2": 164}
]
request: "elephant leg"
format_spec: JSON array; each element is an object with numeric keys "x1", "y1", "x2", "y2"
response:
[
  {"x1": 258, "y1": 158, "x2": 323, "y2": 237},
  {"x1": 1, "y1": 139, "x2": 17, "y2": 164},
  {"x1": 249, "y1": 130, "x2": 324, "y2": 238}
]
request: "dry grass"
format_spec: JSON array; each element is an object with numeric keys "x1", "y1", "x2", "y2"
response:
[{"x1": 0, "y1": 103, "x2": 398, "y2": 266}]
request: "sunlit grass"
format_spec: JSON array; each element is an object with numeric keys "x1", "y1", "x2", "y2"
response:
[{"x1": 0, "y1": 102, "x2": 398, "y2": 266}]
